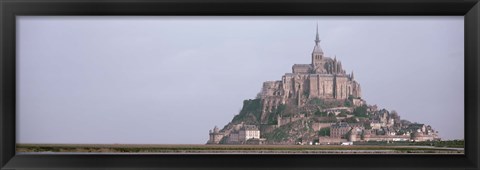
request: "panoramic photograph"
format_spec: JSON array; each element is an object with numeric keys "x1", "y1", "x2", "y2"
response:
[{"x1": 16, "y1": 16, "x2": 464, "y2": 154}]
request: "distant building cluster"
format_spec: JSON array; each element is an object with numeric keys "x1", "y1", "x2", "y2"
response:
[
  {"x1": 319, "y1": 116, "x2": 439, "y2": 145},
  {"x1": 315, "y1": 106, "x2": 439, "y2": 145}
]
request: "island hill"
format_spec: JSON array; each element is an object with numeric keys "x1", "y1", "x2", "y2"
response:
[{"x1": 207, "y1": 26, "x2": 440, "y2": 145}]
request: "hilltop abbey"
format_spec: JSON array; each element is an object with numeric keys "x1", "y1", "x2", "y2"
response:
[
  {"x1": 208, "y1": 25, "x2": 438, "y2": 145},
  {"x1": 259, "y1": 25, "x2": 361, "y2": 122}
]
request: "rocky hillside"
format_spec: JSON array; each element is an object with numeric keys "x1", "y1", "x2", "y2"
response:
[{"x1": 212, "y1": 96, "x2": 438, "y2": 145}]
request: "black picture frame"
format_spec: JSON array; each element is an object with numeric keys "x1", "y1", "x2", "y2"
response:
[{"x1": 1, "y1": 0, "x2": 479, "y2": 169}]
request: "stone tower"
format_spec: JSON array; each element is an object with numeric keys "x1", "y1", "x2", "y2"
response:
[
  {"x1": 207, "y1": 126, "x2": 224, "y2": 144},
  {"x1": 312, "y1": 24, "x2": 325, "y2": 73}
]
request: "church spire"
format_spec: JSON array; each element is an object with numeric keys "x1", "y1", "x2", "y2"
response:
[
  {"x1": 315, "y1": 23, "x2": 320, "y2": 45},
  {"x1": 312, "y1": 23, "x2": 323, "y2": 55},
  {"x1": 312, "y1": 23, "x2": 324, "y2": 68},
  {"x1": 351, "y1": 71, "x2": 354, "y2": 80}
]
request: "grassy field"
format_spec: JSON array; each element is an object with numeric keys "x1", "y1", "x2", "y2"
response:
[{"x1": 16, "y1": 144, "x2": 464, "y2": 154}]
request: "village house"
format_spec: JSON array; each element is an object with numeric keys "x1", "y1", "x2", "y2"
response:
[
  {"x1": 370, "y1": 120, "x2": 383, "y2": 130},
  {"x1": 330, "y1": 122, "x2": 351, "y2": 138},
  {"x1": 238, "y1": 125, "x2": 261, "y2": 143}
]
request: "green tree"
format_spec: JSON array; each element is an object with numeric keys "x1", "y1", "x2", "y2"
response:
[
  {"x1": 344, "y1": 99, "x2": 352, "y2": 107},
  {"x1": 232, "y1": 99, "x2": 262, "y2": 123},
  {"x1": 345, "y1": 117, "x2": 358, "y2": 123},
  {"x1": 314, "y1": 110, "x2": 327, "y2": 117},
  {"x1": 266, "y1": 104, "x2": 286, "y2": 124},
  {"x1": 353, "y1": 104, "x2": 368, "y2": 117},
  {"x1": 318, "y1": 128, "x2": 330, "y2": 136},
  {"x1": 348, "y1": 95, "x2": 354, "y2": 100},
  {"x1": 338, "y1": 112, "x2": 348, "y2": 117}
]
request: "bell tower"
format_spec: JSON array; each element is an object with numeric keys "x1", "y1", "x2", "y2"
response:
[{"x1": 312, "y1": 24, "x2": 324, "y2": 71}]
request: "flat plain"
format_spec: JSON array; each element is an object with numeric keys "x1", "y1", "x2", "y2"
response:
[{"x1": 16, "y1": 144, "x2": 464, "y2": 154}]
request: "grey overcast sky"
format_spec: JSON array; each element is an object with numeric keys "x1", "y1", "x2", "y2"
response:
[{"x1": 17, "y1": 16, "x2": 463, "y2": 144}]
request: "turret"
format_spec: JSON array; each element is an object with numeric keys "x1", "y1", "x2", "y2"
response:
[{"x1": 208, "y1": 125, "x2": 224, "y2": 144}]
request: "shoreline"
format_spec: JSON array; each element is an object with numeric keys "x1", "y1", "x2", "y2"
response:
[{"x1": 16, "y1": 144, "x2": 464, "y2": 154}]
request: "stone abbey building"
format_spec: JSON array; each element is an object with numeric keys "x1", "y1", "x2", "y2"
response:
[
  {"x1": 208, "y1": 25, "x2": 440, "y2": 145},
  {"x1": 259, "y1": 25, "x2": 361, "y2": 117}
]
